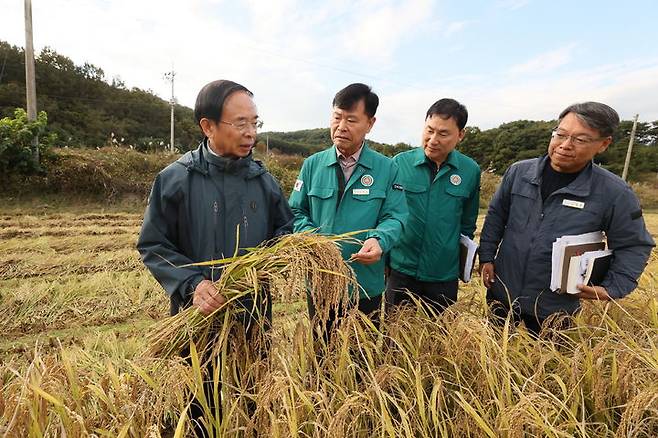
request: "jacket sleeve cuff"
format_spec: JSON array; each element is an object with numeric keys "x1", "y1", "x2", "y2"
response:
[
  {"x1": 182, "y1": 275, "x2": 206, "y2": 300},
  {"x1": 365, "y1": 232, "x2": 385, "y2": 251}
]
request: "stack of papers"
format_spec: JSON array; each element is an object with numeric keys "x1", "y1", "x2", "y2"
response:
[
  {"x1": 550, "y1": 231, "x2": 607, "y2": 293},
  {"x1": 459, "y1": 234, "x2": 478, "y2": 283}
]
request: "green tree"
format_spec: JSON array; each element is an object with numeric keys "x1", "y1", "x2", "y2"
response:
[{"x1": 0, "y1": 108, "x2": 48, "y2": 176}]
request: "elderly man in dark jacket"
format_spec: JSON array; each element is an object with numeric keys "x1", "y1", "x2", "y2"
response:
[
  {"x1": 479, "y1": 102, "x2": 655, "y2": 334},
  {"x1": 137, "y1": 80, "x2": 293, "y2": 436},
  {"x1": 138, "y1": 80, "x2": 293, "y2": 319}
]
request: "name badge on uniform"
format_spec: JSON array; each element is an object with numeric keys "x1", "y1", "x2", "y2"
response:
[
  {"x1": 353, "y1": 188, "x2": 369, "y2": 195},
  {"x1": 563, "y1": 199, "x2": 584, "y2": 209}
]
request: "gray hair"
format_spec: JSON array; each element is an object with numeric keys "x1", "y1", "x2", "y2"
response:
[{"x1": 558, "y1": 102, "x2": 620, "y2": 137}]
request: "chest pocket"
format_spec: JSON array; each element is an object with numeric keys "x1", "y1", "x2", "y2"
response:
[
  {"x1": 552, "y1": 198, "x2": 605, "y2": 233},
  {"x1": 405, "y1": 183, "x2": 427, "y2": 195},
  {"x1": 404, "y1": 183, "x2": 428, "y2": 211},
  {"x1": 351, "y1": 188, "x2": 386, "y2": 203},
  {"x1": 508, "y1": 184, "x2": 536, "y2": 231},
  {"x1": 308, "y1": 187, "x2": 335, "y2": 200},
  {"x1": 445, "y1": 184, "x2": 469, "y2": 199}
]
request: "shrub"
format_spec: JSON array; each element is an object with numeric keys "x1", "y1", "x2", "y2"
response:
[{"x1": 0, "y1": 108, "x2": 48, "y2": 176}]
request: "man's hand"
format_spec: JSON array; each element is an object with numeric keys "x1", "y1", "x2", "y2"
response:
[
  {"x1": 192, "y1": 280, "x2": 227, "y2": 315},
  {"x1": 480, "y1": 262, "x2": 495, "y2": 289},
  {"x1": 350, "y1": 238, "x2": 383, "y2": 265},
  {"x1": 575, "y1": 284, "x2": 611, "y2": 301}
]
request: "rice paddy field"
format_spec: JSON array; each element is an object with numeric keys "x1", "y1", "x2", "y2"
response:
[{"x1": 0, "y1": 203, "x2": 657, "y2": 437}]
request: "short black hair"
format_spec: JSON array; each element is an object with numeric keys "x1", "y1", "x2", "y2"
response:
[
  {"x1": 558, "y1": 102, "x2": 620, "y2": 137},
  {"x1": 425, "y1": 98, "x2": 468, "y2": 130},
  {"x1": 332, "y1": 83, "x2": 379, "y2": 118},
  {"x1": 194, "y1": 79, "x2": 252, "y2": 126}
]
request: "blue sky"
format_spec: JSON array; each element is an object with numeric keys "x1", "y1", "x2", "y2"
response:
[{"x1": 1, "y1": 0, "x2": 657, "y2": 145}]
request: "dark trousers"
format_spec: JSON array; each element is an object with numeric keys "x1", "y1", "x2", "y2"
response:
[
  {"x1": 487, "y1": 298, "x2": 543, "y2": 336},
  {"x1": 487, "y1": 296, "x2": 573, "y2": 338},
  {"x1": 385, "y1": 268, "x2": 458, "y2": 314},
  {"x1": 187, "y1": 292, "x2": 272, "y2": 437},
  {"x1": 307, "y1": 292, "x2": 383, "y2": 347}
]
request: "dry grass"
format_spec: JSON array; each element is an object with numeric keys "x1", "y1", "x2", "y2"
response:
[{"x1": 0, "y1": 210, "x2": 656, "y2": 437}]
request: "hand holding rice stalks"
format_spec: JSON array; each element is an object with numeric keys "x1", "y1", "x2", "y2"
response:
[{"x1": 144, "y1": 232, "x2": 359, "y2": 361}]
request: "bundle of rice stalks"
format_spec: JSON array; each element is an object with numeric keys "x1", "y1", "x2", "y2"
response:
[{"x1": 144, "y1": 232, "x2": 358, "y2": 361}]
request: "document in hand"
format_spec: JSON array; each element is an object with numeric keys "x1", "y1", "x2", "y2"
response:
[
  {"x1": 550, "y1": 231, "x2": 606, "y2": 293},
  {"x1": 565, "y1": 249, "x2": 613, "y2": 294},
  {"x1": 459, "y1": 234, "x2": 478, "y2": 283}
]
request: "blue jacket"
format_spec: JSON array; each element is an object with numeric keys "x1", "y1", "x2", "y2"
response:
[
  {"x1": 137, "y1": 140, "x2": 294, "y2": 315},
  {"x1": 479, "y1": 155, "x2": 655, "y2": 320}
]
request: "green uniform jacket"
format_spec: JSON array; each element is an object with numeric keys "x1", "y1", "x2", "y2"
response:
[
  {"x1": 289, "y1": 144, "x2": 408, "y2": 298},
  {"x1": 389, "y1": 148, "x2": 480, "y2": 282}
]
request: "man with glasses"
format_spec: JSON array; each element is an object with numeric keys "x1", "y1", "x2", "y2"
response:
[
  {"x1": 138, "y1": 79, "x2": 293, "y2": 435},
  {"x1": 139, "y1": 79, "x2": 293, "y2": 316},
  {"x1": 479, "y1": 102, "x2": 654, "y2": 335}
]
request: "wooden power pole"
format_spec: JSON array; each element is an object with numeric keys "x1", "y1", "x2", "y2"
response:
[
  {"x1": 24, "y1": 0, "x2": 39, "y2": 165},
  {"x1": 621, "y1": 114, "x2": 639, "y2": 182}
]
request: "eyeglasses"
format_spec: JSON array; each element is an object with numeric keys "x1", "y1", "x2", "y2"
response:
[
  {"x1": 220, "y1": 119, "x2": 264, "y2": 133},
  {"x1": 551, "y1": 130, "x2": 606, "y2": 147}
]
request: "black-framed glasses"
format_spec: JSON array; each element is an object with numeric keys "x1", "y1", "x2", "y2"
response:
[
  {"x1": 220, "y1": 119, "x2": 264, "y2": 133},
  {"x1": 551, "y1": 130, "x2": 606, "y2": 147}
]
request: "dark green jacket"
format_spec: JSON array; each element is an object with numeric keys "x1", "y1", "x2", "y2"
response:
[
  {"x1": 288, "y1": 144, "x2": 408, "y2": 298},
  {"x1": 137, "y1": 140, "x2": 294, "y2": 315},
  {"x1": 389, "y1": 148, "x2": 480, "y2": 282}
]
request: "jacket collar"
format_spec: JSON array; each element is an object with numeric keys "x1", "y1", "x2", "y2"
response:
[
  {"x1": 413, "y1": 147, "x2": 460, "y2": 170},
  {"x1": 523, "y1": 154, "x2": 593, "y2": 197},
  {"x1": 325, "y1": 142, "x2": 374, "y2": 170},
  {"x1": 176, "y1": 139, "x2": 265, "y2": 179}
]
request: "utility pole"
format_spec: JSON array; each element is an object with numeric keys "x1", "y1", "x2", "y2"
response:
[
  {"x1": 266, "y1": 134, "x2": 269, "y2": 155},
  {"x1": 164, "y1": 69, "x2": 175, "y2": 153},
  {"x1": 621, "y1": 114, "x2": 639, "y2": 182},
  {"x1": 24, "y1": 0, "x2": 39, "y2": 165}
]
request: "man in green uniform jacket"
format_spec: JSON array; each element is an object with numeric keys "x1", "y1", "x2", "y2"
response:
[
  {"x1": 289, "y1": 83, "x2": 408, "y2": 326},
  {"x1": 387, "y1": 98, "x2": 480, "y2": 313}
]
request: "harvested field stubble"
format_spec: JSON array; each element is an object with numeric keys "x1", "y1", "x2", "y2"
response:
[{"x1": 0, "y1": 211, "x2": 656, "y2": 437}]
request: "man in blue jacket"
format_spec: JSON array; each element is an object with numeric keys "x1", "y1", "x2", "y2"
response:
[{"x1": 479, "y1": 102, "x2": 654, "y2": 335}]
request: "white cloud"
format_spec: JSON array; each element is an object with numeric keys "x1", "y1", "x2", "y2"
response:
[
  {"x1": 335, "y1": 0, "x2": 434, "y2": 65},
  {"x1": 1, "y1": 1, "x2": 657, "y2": 147},
  {"x1": 443, "y1": 20, "x2": 471, "y2": 37},
  {"x1": 495, "y1": 0, "x2": 530, "y2": 11},
  {"x1": 367, "y1": 59, "x2": 658, "y2": 146},
  {"x1": 509, "y1": 43, "x2": 578, "y2": 75}
]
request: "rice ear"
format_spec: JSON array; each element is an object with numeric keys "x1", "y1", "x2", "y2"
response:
[{"x1": 144, "y1": 232, "x2": 358, "y2": 361}]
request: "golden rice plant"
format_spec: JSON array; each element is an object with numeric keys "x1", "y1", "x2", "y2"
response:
[{"x1": 144, "y1": 231, "x2": 358, "y2": 362}]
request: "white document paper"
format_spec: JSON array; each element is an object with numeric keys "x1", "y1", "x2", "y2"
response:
[{"x1": 459, "y1": 234, "x2": 478, "y2": 283}]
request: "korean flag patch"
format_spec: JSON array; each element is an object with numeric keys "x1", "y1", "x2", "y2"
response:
[{"x1": 293, "y1": 179, "x2": 304, "y2": 192}]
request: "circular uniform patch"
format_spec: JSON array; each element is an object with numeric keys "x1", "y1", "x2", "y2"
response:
[
  {"x1": 361, "y1": 174, "x2": 374, "y2": 187},
  {"x1": 450, "y1": 174, "x2": 462, "y2": 186}
]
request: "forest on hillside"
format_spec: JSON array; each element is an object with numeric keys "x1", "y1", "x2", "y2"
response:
[
  {"x1": 2, "y1": 40, "x2": 657, "y2": 179},
  {"x1": 0, "y1": 41, "x2": 199, "y2": 151}
]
